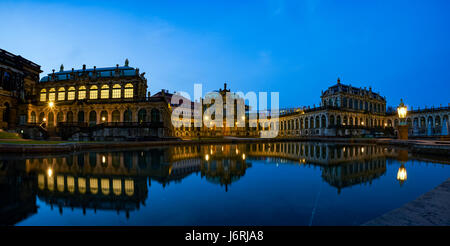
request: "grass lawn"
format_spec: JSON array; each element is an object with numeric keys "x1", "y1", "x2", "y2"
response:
[
  {"x1": 0, "y1": 140, "x2": 73, "y2": 144},
  {"x1": 0, "y1": 131, "x2": 22, "y2": 139}
]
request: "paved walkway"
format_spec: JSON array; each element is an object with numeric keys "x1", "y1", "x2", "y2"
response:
[{"x1": 363, "y1": 178, "x2": 450, "y2": 226}]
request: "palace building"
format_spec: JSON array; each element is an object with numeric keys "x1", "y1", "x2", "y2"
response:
[
  {"x1": 0, "y1": 48, "x2": 449, "y2": 140},
  {"x1": 0, "y1": 49, "x2": 41, "y2": 129},
  {"x1": 21, "y1": 59, "x2": 172, "y2": 140},
  {"x1": 276, "y1": 78, "x2": 450, "y2": 138}
]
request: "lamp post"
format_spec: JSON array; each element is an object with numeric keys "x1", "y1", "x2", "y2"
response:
[{"x1": 397, "y1": 99, "x2": 408, "y2": 140}]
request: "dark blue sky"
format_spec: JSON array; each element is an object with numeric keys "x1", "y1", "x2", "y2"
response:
[{"x1": 1, "y1": 0, "x2": 449, "y2": 109}]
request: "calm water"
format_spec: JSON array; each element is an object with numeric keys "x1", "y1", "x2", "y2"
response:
[{"x1": 1, "y1": 142, "x2": 449, "y2": 226}]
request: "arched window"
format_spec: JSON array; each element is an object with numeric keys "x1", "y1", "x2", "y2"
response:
[
  {"x1": 78, "y1": 86, "x2": 86, "y2": 100},
  {"x1": 138, "y1": 109, "x2": 147, "y2": 123},
  {"x1": 48, "y1": 112, "x2": 54, "y2": 127},
  {"x1": 67, "y1": 87, "x2": 75, "y2": 100},
  {"x1": 40, "y1": 89, "x2": 47, "y2": 102},
  {"x1": 321, "y1": 115, "x2": 326, "y2": 128},
  {"x1": 124, "y1": 110, "x2": 132, "y2": 122},
  {"x1": 89, "y1": 85, "x2": 98, "y2": 99},
  {"x1": 112, "y1": 84, "x2": 121, "y2": 98},
  {"x1": 48, "y1": 88, "x2": 56, "y2": 101},
  {"x1": 112, "y1": 110, "x2": 120, "y2": 122},
  {"x1": 124, "y1": 83, "x2": 133, "y2": 98},
  {"x1": 101, "y1": 85, "x2": 109, "y2": 99},
  {"x1": 66, "y1": 111, "x2": 74, "y2": 123},
  {"x1": 57, "y1": 87, "x2": 65, "y2": 101},
  {"x1": 89, "y1": 111, "x2": 97, "y2": 125},
  {"x1": 78, "y1": 111, "x2": 85, "y2": 123},
  {"x1": 39, "y1": 112, "x2": 45, "y2": 123},
  {"x1": 57, "y1": 112, "x2": 64, "y2": 123},
  {"x1": 30, "y1": 111, "x2": 36, "y2": 123},
  {"x1": 100, "y1": 111, "x2": 108, "y2": 122},
  {"x1": 151, "y1": 108, "x2": 160, "y2": 122}
]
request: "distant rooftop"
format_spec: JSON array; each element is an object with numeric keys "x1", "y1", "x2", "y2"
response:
[
  {"x1": 40, "y1": 59, "x2": 142, "y2": 82},
  {"x1": 323, "y1": 78, "x2": 385, "y2": 101}
]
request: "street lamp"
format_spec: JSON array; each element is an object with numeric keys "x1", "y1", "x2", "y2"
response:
[
  {"x1": 397, "y1": 99, "x2": 409, "y2": 140},
  {"x1": 397, "y1": 99, "x2": 407, "y2": 124},
  {"x1": 48, "y1": 101, "x2": 54, "y2": 109}
]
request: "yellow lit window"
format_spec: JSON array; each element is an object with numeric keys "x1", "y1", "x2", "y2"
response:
[
  {"x1": 57, "y1": 175, "x2": 65, "y2": 192},
  {"x1": 57, "y1": 87, "x2": 65, "y2": 101},
  {"x1": 38, "y1": 174, "x2": 45, "y2": 190},
  {"x1": 113, "y1": 179, "x2": 122, "y2": 196},
  {"x1": 101, "y1": 178, "x2": 110, "y2": 195},
  {"x1": 89, "y1": 178, "x2": 98, "y2": 194},
  {"x1": 40, "y1": 89, "x2": 47, "y2": 102},
  {"x1": 47, "y1": 176, "x2": 54, "y2": 191},
  {"x1": 67, "y1": 176, "x2": 75, "y2": 193},
  {"x1": 48, "y1": 88, "x2": 56, "y2": 101},
  {"x1": 124, "y1": 83, "x2": 133, "y2": 98},
  {"x1": 67, "y1": 87, "x2": 75, "y2": 100},
  {"x1": 89, "y1": 85, "x2": 98, "y2": 99},
  {"x1": 78, "y1": 177, "x2": 86, "y2": 194},
  {"x1": 78, "y1": 86, "x2": 86, "y2": 100},
  {"x1": 101, "y1": 85, "x2": 109, "y2": 99},
  {"x1": 125, "y1": 179, "x2": 134, "y2": 196},
  {"x1": 112, "y1": 84, "x2": 121, "y2": 98}
]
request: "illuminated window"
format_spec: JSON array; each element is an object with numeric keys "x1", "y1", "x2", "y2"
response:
[
  {"x1": 113, "y1": 179, "x2": 122, "y2": 196},
  {"x1": 101, "y1": 85, "x2": 109, "y2": 99},
  {"x1": 78, "y1": 86, "x2": 86, "y2": 100},
  {"x1": 67, "y1": 87, "x2": 75, "y2": 100},
  {"x1": 89, "y1": 85, "x2": 98, "y2": 99},
  {"x1": 67, "y1": 176, "x2": 75, "y2": 193},
  {"x1": 48, "y1": 88, "x2": 56, "y2": 101},
  {"x1": 57, "y1": 175, "x2": 65, "y2": 192},
  {"x1": 124, "y1": 179, "x2": 134, "y2": 196},
  {"x1": 89, "y1": 178, "x2": 98, "y2": 194},
  {"x1": 101, "y1": 178, "x2": 110, "y2": 195},
  {"x1": 38, "y1": 174, "x2": 45, "y2": 190},
  {"x1": 57, "y1": 87, "x2": 65, "y2": 101},
  {"x1": 40, "y1": 89, "x2": 47, "y2": 102},
  {"x1": 47, "y1": 176, "x2": 54, "y2": 191},
  {"x1": 112, "y1": 84, "x2": 121, "y2": 98},
  {"x1": 124, "y1": 83, "x2": 133, "y2": 98},
  {"x1": 78, "y1": 177, "x2": 86, "y2": 194}
]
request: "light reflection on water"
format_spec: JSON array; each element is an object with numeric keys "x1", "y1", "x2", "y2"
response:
[{"x1": 0, "y1": 142, "x2": 448, "y2": 226}]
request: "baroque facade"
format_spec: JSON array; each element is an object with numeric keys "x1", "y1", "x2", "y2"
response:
[
  {"x1": 23, "y1": 60, "x2": 172, "y2": 140},
  {"x1": 0, "y1": 49, "x2": 41, "y2": 129},
  {"x1": 276, "y1": 78, "x2": 450, "y2": 138},
  {"x1": 1, "y1": 48, "x2": 449, "y2": 140}
]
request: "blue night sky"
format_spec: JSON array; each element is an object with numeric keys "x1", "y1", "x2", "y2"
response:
[{"x1": 1, "y1": 0, "x2": 449, "y2": 109}]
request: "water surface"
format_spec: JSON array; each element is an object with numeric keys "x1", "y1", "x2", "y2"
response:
[{"x1": 1, "y1": 142, "x2": 448, "y2": 226}]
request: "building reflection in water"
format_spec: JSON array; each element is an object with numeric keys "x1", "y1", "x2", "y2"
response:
[{"x1": 1, "y1": 142, "x2": 405, "y2": 225}]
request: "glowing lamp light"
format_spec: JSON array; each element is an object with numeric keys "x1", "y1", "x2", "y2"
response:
[
  {"x1": 205, "y1": 154, "x2": 210, "y2": 161},
  {"x1": 361, "y1": 121, "x2": 364, "y2": 125},
  {"x1": 241, "y1": 116, "x2": 245, "y2": 120},
  {"x1": 48, "y1": 101, "x2": 54, "y2": 108},
  {"x1": 397, "y1": 99, "x2": 407, "y2": 119},
  {"x1": 236, "y1": 148, "x2": 239, "y2": 155},
  {"x1": 242, "y1": 153, "x2": 246, "y2": 160},
  {"x1": 397, "y1": 164, "x2": 407, "y2": 186},
  {"x1": 47, "y1": 168, "x2": 53, "y2": 177},
  {"x1": 102, "y1": 155, "x2": 106, "y2": 164},
  {"x1": 43, "y1": 117, "x2": 47, "y2": 122},
  {"x1": 102, "y1": 117, "x2": 106, "y2": 122}
]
